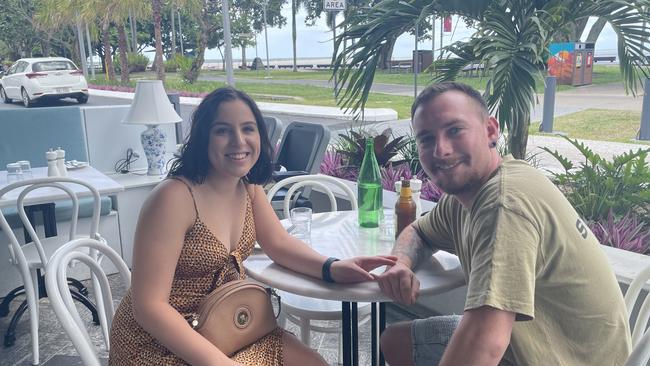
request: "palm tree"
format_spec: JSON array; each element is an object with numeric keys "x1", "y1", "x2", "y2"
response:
[
  {"x1": 332, "y1": 0, "x2": 650, "y2": 158},
  {"x1": 152, "y1": 0, "x2": 165, "y2": 81}
]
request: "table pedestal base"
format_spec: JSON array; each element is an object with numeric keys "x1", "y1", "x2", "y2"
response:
[{"x1": 342, "y1": 301, "x2": 386, "y2": 366}]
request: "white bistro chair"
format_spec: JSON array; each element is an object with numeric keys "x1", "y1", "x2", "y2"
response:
[
  {"x1": 45, "y1": 237, "x2": 131, "y2": 366},
  {"x1": 266, "y1": 174, "x2": 372, "y2": 361},
  {"x1": 0, "y1": 177, "x2": 105, "y2": 365},
  {"x1": 624, "y1": 265, "x2": 650, "y2": 366}
]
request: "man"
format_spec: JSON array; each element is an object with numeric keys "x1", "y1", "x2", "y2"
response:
[{"x1": 376, "y1": 82, "x2": 631, "y2": 365}]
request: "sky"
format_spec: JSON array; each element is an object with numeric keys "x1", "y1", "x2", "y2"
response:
[{"x1": 203, "y1": 8, "x2": 621, "y2": 62}]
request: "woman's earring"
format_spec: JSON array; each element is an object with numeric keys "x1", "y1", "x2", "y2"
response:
[{"x1": 490, "y1": 141, "x2": 497, "y2": 148}]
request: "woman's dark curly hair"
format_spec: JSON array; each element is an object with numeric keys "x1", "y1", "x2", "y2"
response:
[{"x1": 167, "y1": 87, "x2": 273, "y2": 185}]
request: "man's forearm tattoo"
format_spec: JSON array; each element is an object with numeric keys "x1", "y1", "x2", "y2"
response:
[{"x1": 391, "y1": 226, "x2": 433, "y2": 268}]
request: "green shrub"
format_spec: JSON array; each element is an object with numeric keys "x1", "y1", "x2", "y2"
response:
[
  {"x1": 542, "y1": 136, "x2": 650, "y2": 224},
  {"x1": 114, "y1": 53, "x2": 149, "y2": 73},
  {"x1": 165, "y1": 54, "x2": 192, "y2": 73}
]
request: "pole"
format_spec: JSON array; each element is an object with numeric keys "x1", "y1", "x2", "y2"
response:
[
  {"x1": 170, "y1": 1, "x2": 176, "y2": 56},
  {"x1": 431, "y1": 16, "x2": 435, "y2": 62},
  {"x1": 541, "y1": 76, "x2": 557, "y2": 133},
  {"x1": 75, "y1": 16, "x2": 88, "y2": 78},
  {"x1": 263, "y1": 0, "x2": 271, "y2": 78},
  {"x1": 129, "y1": 10, "x2": 137, "y2": 53},
  {"x1": 178, "y1": 10, "x2": 184, "y2": 55},
  {"x1": 85, "y1": 24, "x2": 95, "y2": 79},
  {"x1": 332, "y1": 12, "x2": 337, "y2": 93},
  {"x1": 639, "y1": 78, "x2": 650, "y2": 140},
  {"x1": 221, "y1": 0, "x2": 235, "y2": 86},
  {"x1": 414, "y1": 21, "x2": 418, "y2": 99},
  {"x1": 439, "y1": 17, "x2": 443, "y2": 60}
]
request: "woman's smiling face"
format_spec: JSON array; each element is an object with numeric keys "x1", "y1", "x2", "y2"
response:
[{"x1": 207, "y1": 99, "x2": 261, "y2": 179}]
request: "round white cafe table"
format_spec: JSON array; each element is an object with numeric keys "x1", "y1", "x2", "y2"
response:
[{"x1": 244, "y1": 210, "x2": 465, "y2": 366}]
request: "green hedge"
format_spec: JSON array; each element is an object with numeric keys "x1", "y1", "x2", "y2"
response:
[
  {"x1": 164, "y1": 54, "x2": 193, "y2": 73},
  {"x1": 113, "y1": 53, "x2": 150, "y2": 73}
]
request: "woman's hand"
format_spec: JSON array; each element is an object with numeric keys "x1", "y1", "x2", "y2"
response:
[{"x1": 330, "y1": 255, "x2": 398, "y2": 283}]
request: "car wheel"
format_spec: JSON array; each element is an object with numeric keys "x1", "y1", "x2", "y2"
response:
[
  {"x1": 0, "y1": 87, "x2": 11, "y2": 104},
  {"x1": 77, "y1": 94, "x2": 89, "y2": 104},
  {"x1": 21, "y1": 88, "x2": 33, "y2": 108}
]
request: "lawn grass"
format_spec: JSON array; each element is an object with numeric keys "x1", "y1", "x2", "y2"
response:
[
  {"x1": 90, "y1": 74, "x2": 416, "y2": 119},
  {"x1": 197, "y1": 64, "x2": 623, "y2": 93},
  {"x1": 528, "y1": 109, "x2": 649, "y2": 144}
]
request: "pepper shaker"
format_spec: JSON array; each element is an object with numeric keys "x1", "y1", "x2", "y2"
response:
[
  {"x1": 55, "y1": 147, "x2": 67, "y2": 176},
  {"x1": 46, "y1": 149, "x2": 59, "y2": 177}
]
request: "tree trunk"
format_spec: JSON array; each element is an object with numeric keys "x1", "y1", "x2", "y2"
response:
[
  {"x1": 507, "y1": 110, "x2": 530, "y2": 159},
  {"x1": 586, "y1": 17, "x2": 607, "y2": 43},
  {"x1": 41, "y1": 32, "x2": 52, "y2": 57},
  {"x1": 101, "y1": 19, "x2": 116, "y2": 81},
  {"x1": 291, "y1": 0, "x2": 297, "y2": 72},
  {"x1": 152, "y1": 0, "x2": 165, "y2": 81},
  {"x1": 379, "y1": 35, "x2": 398, "y2": 70},
  {"x1": 241, "y1": 44, "x2": 247, "y2": 70},
  {"x1": 117, "y1": 22, "x2": 130, "y2": 85},
  {"x1": 184, "y1": 13, "x2": 208, "y2": 83}
]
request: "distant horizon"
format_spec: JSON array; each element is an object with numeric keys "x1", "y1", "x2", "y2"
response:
[{"x1": 200, "y1": 11, "x2": 622, "y2": 61}]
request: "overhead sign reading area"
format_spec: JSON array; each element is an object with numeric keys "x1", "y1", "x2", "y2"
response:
[{"x1": 324, "y1": 0, "x2": 346, "y2": 11}]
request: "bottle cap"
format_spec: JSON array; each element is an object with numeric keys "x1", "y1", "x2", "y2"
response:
[{"x1": 55, "y1": 147, "x2": 65, "y2": 158}]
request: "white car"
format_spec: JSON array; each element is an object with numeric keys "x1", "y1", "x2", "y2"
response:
[{"x1": 0, "y1": 57, "x2": 89, "y2": 108}]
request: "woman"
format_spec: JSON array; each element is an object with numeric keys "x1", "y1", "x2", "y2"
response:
[{"x1": 109, "y1": 87, "x2": 396, "y2": 365}]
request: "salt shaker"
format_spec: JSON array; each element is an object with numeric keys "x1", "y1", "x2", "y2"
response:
[
  {"x1": 410, "y1": 179, "x2": 423, "y2": 218},
  {"x1": 46, "y1": 149, "x2": 59, "y2": 177},
  {"x1": 55, "y1": 147, "x2": 67, "y2": 176}
]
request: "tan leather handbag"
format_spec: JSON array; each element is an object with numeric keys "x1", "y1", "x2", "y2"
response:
[{"x1": 189, "y1": 279, "x2": 280, "y2": 356}]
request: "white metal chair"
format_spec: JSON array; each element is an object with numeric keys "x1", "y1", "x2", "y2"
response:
[
  {"x1": 266, "y1": 174, "x2": 371, "y2": 361},
  {"x1": 45, "y1": 237, "x2": 131, "y2": 366},
  {"x1": 624, "y1": 265, "x2": 650, "y2": 366},
  {"x1": 0, "y1": 177, "x2": 105, "y2": 365}
]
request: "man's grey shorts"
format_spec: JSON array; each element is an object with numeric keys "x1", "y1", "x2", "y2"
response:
[{"x1": 411, "y1": 315, "x2": 462, "y2": 366}]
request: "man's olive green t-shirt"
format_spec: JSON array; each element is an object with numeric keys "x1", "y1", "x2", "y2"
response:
[{"x1": 413, "y1": 155, "x2": 631, "y2": 365}]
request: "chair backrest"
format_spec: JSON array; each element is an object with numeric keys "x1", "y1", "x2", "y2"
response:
[
  {"x1": 274, "y1": 122, "x2": 331, "y2": 174},
  {"x1": 266, "y1": 174, "x2": 357, "y2": 218},
  {"x1": 45, "y1": 237, "x2": 131, "y2": 366},
  {"x1": 624, "y1": 265, "x2": 650, "y2": 357},
  {"x1": 0, "y1": 107, "x2": 88, "y2": 168},
  {"x1": 0, "y1": 177, "x2": 102, "y2": 267},
  {"x1": 263, "y1": 116, "x2": 283, "y2": 148}
]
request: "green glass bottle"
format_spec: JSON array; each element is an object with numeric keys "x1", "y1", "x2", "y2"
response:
[{"x1": 357, "y1": 138, "x2": 383, "y2": 228}]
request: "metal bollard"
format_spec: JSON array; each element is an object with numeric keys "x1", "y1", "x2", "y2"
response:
[
  {"x1": 541, "y1": 76, "x2": 556, "y2": 133},
  {"x1": 639, "y1": 78, "x2": 650, "y2": 140}
]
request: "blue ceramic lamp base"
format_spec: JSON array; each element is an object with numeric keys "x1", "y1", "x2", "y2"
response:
[{"x1": 141, "y1": 124, "x2": 168, "y2": 175}]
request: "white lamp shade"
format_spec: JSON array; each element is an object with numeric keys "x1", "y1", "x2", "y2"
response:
[{"x1": 123, "y1": 80, "x2": 182, "y2": 125}]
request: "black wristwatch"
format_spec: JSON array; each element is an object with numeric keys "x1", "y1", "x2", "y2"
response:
[{"x1": 322, "y1": 257, "x2": 340, "y2": 283}]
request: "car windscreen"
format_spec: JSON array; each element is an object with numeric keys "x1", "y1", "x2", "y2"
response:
[{"x1": 32, "y1": 61, "x2": 76, "y2": 72}]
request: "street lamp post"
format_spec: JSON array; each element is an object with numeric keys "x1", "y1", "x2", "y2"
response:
[
  {"x1": 222, "y1": 0, "x2": 235, "y2": 86},
  {"x1": 263, "y1": 0, "x2": 271, "y2": 78}
]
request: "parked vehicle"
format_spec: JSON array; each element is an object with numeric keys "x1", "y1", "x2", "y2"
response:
[{"x1": 0, "y1": 57, "x2": 89, "y2": 107}]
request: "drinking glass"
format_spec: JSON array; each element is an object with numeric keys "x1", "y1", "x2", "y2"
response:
[
  {"x1": 290, "y1": 207, "x2": 312, "y2": 242},
  {"x1": 17, "y1": 160, "x2": 32, "y2": 179},
  {"x1": 6, "y1": 163, "x2": 23, "y2": 183}
]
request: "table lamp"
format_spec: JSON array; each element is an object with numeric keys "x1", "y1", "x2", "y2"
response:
[{"x1": 123, "y1": 80, "x2": 182, "y2": 175}]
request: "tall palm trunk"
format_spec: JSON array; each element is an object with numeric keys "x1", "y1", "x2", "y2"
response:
[
  {"x1": 117, "y1": 22, "x2": 130, "y2": 85},
  {"x1": 152, "y1": 0, "x2": 165, "y2": 81},
  {"x1": 101, "y1": 18, "x2": 116, "y2": 81},
  {"x1": 291, "y1": 0, "x2": 297, "y2": 72}
]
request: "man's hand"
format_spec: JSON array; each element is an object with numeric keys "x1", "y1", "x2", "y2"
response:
[
  {"x1": 373, "y1": 262, "x2": 420, "y2": 305},
  {"x1": 330, "y1": 255, "x2": 397, "y2": 283}
]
